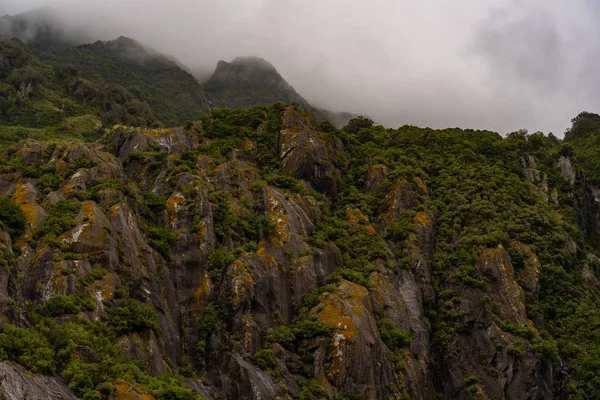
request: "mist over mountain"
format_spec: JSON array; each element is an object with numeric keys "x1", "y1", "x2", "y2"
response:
[
  {"x1": 4, "y1": 0, "x2": 600, "y2": 135},
  {"x1": 0, "y1": 9, "x2": 358, "y2": 127},
  {"x1": 0, "y1": 6, "x2": 93, "y2": 49},
  {"x1": 5, "y1": 2, "x2": 600, "y2": 400}
]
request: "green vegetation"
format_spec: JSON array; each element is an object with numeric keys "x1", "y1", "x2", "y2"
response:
[
  {"x1": 203, "y1": 57, "x2": 310, "y2": 111},
  {"x1": 378, "y1": 318, "x2": 412, "y2": 350},
  {"x1": 36, "y1": 199, "x2": 80, "y2": 240},
  {"x1": 0, "y1": 196, "x2": 26, "y2": 238},
  {"x1": 46, "y1": 37, "x2": 209, "y2": 127},
  {"x1": 35, "y1": 294, "x2": 95, "y2": 317},
  {"x1": 105, "y1": 300, "x2": 160, "y2": 336},
  {"x1": 254, "y1": 348, "x2": 276, "y2": 370},
  {"x1": 3, "y1": 29, "x2": 600, "y2": 397},
  {"x1": 0, "y1": 304, "x2": 196, "y2": 399}
]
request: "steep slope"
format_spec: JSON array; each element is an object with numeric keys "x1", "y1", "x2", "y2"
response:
[
  {"x1": 202, "y1": 57, "x2": 357, "y2": 127},
  {"x1": 1, "y1": 8, "x2": 354, "y2": 129},
  {"x1": 203, "y1": 57, "x2": 308, "y2": 110},
  {"x1": 0, "y1": 38, "x2": 164, "y2": 144},
  {"x1": 45, "y1": 37, "x2": 210, "y2": 127},
  {"x1": 1, "y1": 104, "x2": 600, "y2": 399}
]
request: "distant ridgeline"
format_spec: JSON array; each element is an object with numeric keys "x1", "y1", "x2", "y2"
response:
[{"x1": 0, "y1": 10, "x2": 357, "y2": 131}]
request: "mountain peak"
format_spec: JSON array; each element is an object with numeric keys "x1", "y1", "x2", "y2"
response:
[
  {"x1": 211, "y1": 56, "x2": 282, "y2": 83},
  {"x1": 204, "y1": 56, "x2": 305, "y2": 110}
]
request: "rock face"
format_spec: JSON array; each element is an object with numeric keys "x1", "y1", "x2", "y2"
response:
[
  {"x1": 279, "y1": 108, "x2": 341, "y2": 197},
  {"x1": 0, "y1": 362, "x2": 76, "y2": 400},
  {"x1": 439, "y1": 245, "x2": 552, "y2": 399},
  {"x1": 0, "y1": 108, "x2": 589, "y2": 400}
]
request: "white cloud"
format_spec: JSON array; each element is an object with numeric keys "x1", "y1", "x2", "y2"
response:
[{"x1": 4, "y1": 0, "x2": 599, "y2": 135}]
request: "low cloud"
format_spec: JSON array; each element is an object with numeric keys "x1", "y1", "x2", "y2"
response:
[{"x1": 3, "y1": 0, "x2": 600, "y2": 136}]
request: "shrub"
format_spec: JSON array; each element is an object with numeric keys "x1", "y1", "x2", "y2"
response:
[
  {"x1": 105, "y1": 300, "x2": 159, "y2": 336},
  {"x1": 196, "y1": 304, "x2": 217, "y2": 361},
  {"x1": 266, "y1": 325, "x2": 296, "y2": 346},
  {"x1": 206, "y1": 246, "x2": 235, "y2": 281},
  {"x1": 292, "y1": 318, "x2": 330, "y2": 340},
  {"x1": 36, "y1": 294, "x2": 95, "y2": 317},
  {"x1": 0, "y1": 324, "x2": 55, "y2": 373},
  {"x1": 146, "y1": 374, "x2": 199, "y2": 400},
  {"x1": 254, "y1": 349, "x2": 276, "y2": 370},
  {"x1": 140, "y1": 224, "x2": 176, "y2": 260},
  {"x1": 37, "y1": 199, "x2": 80, "y2": 239},
  {"x1": 37, "y1": 173, "x2": 62, "y2": 192},
  {"x1": 506, "y1": 340, "x2": 526, "y2": 357},
  {"x1": 379, "y1": 318, "x2": 412, "y2": 350},
  {"x1": 0, "y1": 197, "x2": 26, "y2": 238}
]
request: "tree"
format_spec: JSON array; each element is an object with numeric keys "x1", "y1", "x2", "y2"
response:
[
  {"x1": 343, "y1": 116, "x2": 374, "y2": 134},
  {"x1": 0, "y1": 197, "x2": 26, "y2": 238}
]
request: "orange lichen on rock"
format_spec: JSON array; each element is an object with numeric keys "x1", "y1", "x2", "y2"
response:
[
  {"x1": 114, "y1": 380, "x2": 155, "y2": 400},
  {"x1": 12, "y1": 183, "x2": 38, "y2": 227},
  {"x1": 478, "y1": 245, "x2": 534, "y2": 328},
  {"x1": 413, "y1": 176, "x2": 428, "y2": 196},
  {"x1": 414, "y1": 211, "x2": 432, "y2": 229},
  {"x1": 315, "y1": 280, "x2": 371, "y2": 384},
  {"x1": 166, "y1": 192, "x2": 185, "y2": 223},
  {"x1": 58, "y1": 201, "x2": 109, "y2": 252},
  {"x1": 264, "y1": 187, "x2": 289, "y2": 246},
  {"x1": 229, "y1": 258, "x2": 255, "y2": 306},
  {"x1": 194, "y1": 269, "x2": 212, "y2": 307},
  {"x1": 345, "y1": 207, "x2": 377, "y2": 235}
]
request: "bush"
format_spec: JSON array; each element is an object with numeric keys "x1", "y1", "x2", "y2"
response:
[
  {"x1": 0, "y1": 324, "x2": 55, "y2": 373},
  {"x1": 37, "y1": 173, "x2": 62, "y2": 192},
  {"x1": 146, "y1": 375, "x2": 199, "y2": 400},
  {"x1": 37, "y1": 199, "x2": 80, "y2": 239},
  {"x1": 36, "y1": 294, "x2": 95, "y2": 317},
  {"x1": 292, "y1": 317, "x2": 330, "y2": 340},
  {"x1": 206, "y1": 246, "x2": 236, "y2": 281},
  {"x1": 506, "y1": 340, "x2": 526, "y2": 357},
  {"x1": 266, "y1": 325, "x2": 295, "y2": 346},
  {"x1": 0, "y1": 197, "x2": 26, "y2": 238},
  {"x1": 254, "y1": 349, "x2": 276, "y2": 370},
  {"x1": 379, "y1": 318, "x2": 412, "y2": 350},
  {"x1": 140, "y1": 224, "x2": 176, "y2": 261},
  {"x1": 196, "y1": 304, "x2": 217, "y2": 361},
  {"x1": 105, "y1": 300, "x2": 159, "y2": 336}
]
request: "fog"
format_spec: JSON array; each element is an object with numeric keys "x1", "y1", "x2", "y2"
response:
[{"x1": 2, "y1": 0, "x2": 598, "y2": 136}]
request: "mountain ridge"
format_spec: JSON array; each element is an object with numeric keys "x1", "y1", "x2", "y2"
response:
[
  {"x1": 0, "y1": 10, "x2": 359, "y2": 128},
  {"x1": 4, "y1": 7, "x2": 600, "y2": 400}
]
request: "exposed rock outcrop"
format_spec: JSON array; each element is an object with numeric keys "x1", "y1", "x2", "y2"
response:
[{"x1": 0, "y1": 362, "x2": 76, "y2": 400}]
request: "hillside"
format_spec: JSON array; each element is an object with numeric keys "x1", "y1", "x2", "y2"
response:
[
  {"x1": 1, "y1": 97, "x2": 600, "y2": 398},
  {"x1": 203, "y1": 57, "x2": 308, "y2": 109},
  {"x1": 0, "y1": 7, "x2": 91, "y2": 50},
  {"x1": 0, "y1": 38, "x2": 165, "y2": 147},
  {"x1": 202, "y1": 57, "x2": 357, "y2": 126},
  {"x1": 1, "y1": 9, "x2": 356, "y2": 128},
  {"x1": 3, "y1": 9, "x2": 600, "y2": 400},
  {"x1": 44, "y1": 37, "x2": 210, "y2": 127}
]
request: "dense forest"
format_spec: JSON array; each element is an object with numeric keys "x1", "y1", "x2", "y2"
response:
[{"x1": 1, "y1": 25, "x2": 600, "y2": 400}]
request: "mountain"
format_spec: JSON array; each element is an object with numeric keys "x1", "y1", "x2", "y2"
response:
[
  {"x1": 202, "y1": 57, "x2": 358, "y2": 126},
  {"x1": 3, "y1": 93, "x2": 600, "y2": 398},
  {"x1": 203, "y1": 57, "x2": 309, "y2": 109},
  {"x1": 4, "y1": 8, "x2": 600, "y2": 400},
  {"x1": 0, "y1": 38, "x2": 165, "y2": 142},
  {"x1": 44, "y1": 37, "x2": 210, "y2": 127},
  {"x1": 1, "y1": 8, "x2": 356, "y2": 128}
]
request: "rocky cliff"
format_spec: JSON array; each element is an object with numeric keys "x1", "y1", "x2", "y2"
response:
[{"x1": 0, "y1": 106, "x2": 600, "y2": 400}]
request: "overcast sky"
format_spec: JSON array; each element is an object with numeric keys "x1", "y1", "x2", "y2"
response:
[{"x1": 2, "y1": 0, "x2": 598, "y2": 136}]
